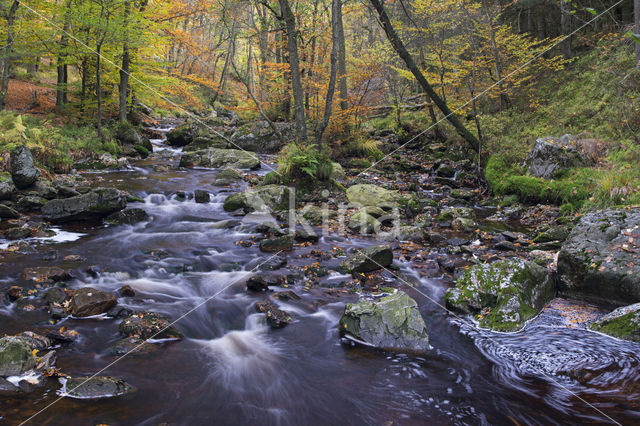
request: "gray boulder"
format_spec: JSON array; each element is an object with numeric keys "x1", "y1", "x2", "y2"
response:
[
  {"x1": 445, "y1": 259, "x2": 554, "y2": 331},
  {"x1": 10, "y1": 145, "x2": 40, "y2": 189},
  {"x1": 341, "y1": 245, "x2": 393, "y2": 274},
  {"x1": 70, "y1": 287, "x2": 117, "y2": 317},
  {"x1": 231, "y1": 121, "x2": 293, "y2": 153},
  {"x1": 223, "y1": 185, "x2": 290, "y2": 213},
  {"x1": 0, "y1": 178, "x2": 16, "y2": 200},
  {"x1": 166, "y1": 123, "x2": 197, "y2": 147},
  {"x1": 105, "y1": 208, "x2": 150, "y2": 225},
  {"x1": 60, "y1": 376, "x2": 133, "y2": 399},
  {"x1": 0, "y1": 337, "x2": 36, "y2": 376},
  {"x1": 42, "y1": 187, "x2": 127, "y2": 223},
  {"x1": 346, "y1": 184, "x2": 401, "y2": 207},
  {"x1": 179, "y1": 148, "x2": 260, "y2": 170},
  {"x1": 557, "y1": 208, "x2": 640, "y2": 306},
  {"x1": 524, "y1": 135, "x2": 584, "y2": 179},
  {"x1": 339, "y1": 290, "x2": 430, "y2": 352}
]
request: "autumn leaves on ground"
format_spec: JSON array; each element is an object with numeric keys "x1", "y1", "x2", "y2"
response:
[{"x1": 0, "y1": 0, "x2": 640, "y2": 423}]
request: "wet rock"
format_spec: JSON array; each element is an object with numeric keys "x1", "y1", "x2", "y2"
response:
[
  {"x1": 273, "y1": 290, "x2": 300, "y2": 301},
  {"x1": 339, "y1": 290, "x2": 430, "y2": 352},
  {"x1": 194, "y1": 190, "x2": 210, "y2": 203},
  {"x1": 33, "y1": 180, "x2": 58, "y2": 200},
  {"x1": 247, "y1": 276, "x2": 269, "y2": 292},
  {"x1": 0, "y1": 337, "x2": 36, "y2": 376},
  {"x1": 525, "y1": 135, "x2": 584, "y2": 179},
  {"x1": 590, "y1": 303, "x2": 640, "y2": 342},
  {"x1": 438, "y1": 207, "x2": 475, "y2": 222},
  {"x1": 105, "y1": 208, "x2": 149, "y2": 225},
  {"x1": 346, "y1": 184, "x2": 401, "y2": 207},
  {"x1": 213, "y1": 167, "x2": 243, "y2": 186},
  {"x1": 16, "y1": 195, "x2": 46, "y2": 212},
  {"x1": 74, "y1": 153, "x2": 122, "y2": 170},
  {"x1": 119, "y1": 312, "x2": 182, "y2": 340},
  {"x1": 69, "y1": 287, "x2": 117, "y2": 317},
  {"x1": 5, "y1": 227, "x2": 31, "y2": 240},
  {"x1": 451, "y1": 217, "x2": 477, "y2": 231},
  {"x1": 341, "y1": 245, "x2": 393, "y2": 274},
  {"x1": 223, "y1": 185, "x2": 290, "y2": 213},
  {"x1": 445, "y1": 259, "x2": 554, "y2": 331},
  {"x1": 259, "y1": 235, "x2": 293, "y2": 252},
  {"x1": 0, "y1": 204, "x2": 19, "y2": 219},
  {"x1": 15, "y1": 332, "x2": 52, "y2": 351},
  {"x1": 22, "y1": 266, "x2": 71, "y2": 283},
  {"x1": 179, "y1": 148, "x2": 260, "y2": 169},
  {"x1": 427, "y1": 231, "x2": 446, "y2": 244},
  {"x1": 10, "y1": 145, "x2": 40, "y2": 189},
  {"x1": 348, "y1": 211, "x2": 380, "y2": 234},
  {"x1": 252, "y1": 255, "x2": 288, "y2": 271},
  {"x1": 436, "y1": 163, "x2": 455, "y2": 178},
  {"x1": 119, "y1": 285, "x2": 135, "y2": 297},
  {"x1": 494, "y1": 241, "x2": 516, "y2": 251},
  {"x1": 0, "y1": 178, "x2": 16, "y2": 200},
  {"x1": 107, "y1": 306, "x2": 134, "y2": 319},
  {"x1": 59, "y1": 376, "x2": 134, "y2": 399},
  {"x1": 533, "y1": 225, "x2": 569, "y2": 244},
  {"x1": 294, "y1": 228, "x2": 319, "y2": 242},
  {"x1": 6, "y1": 286, "x2": 23, "y2": 301},
  {"x1": 44, "y1": 287, "x2": 68, "y2": 305},
  {"x1": 42, "y1": 187, "x2": 127, "y2": 223},
  {"x1": 106, "y1": 337, "x2": 160, "y2": 356},
  {"x1": 166, "y1": 123, "x2": 197, "y2": 147},
  {"x1": 384, "y1": 226, "x2": 425, "y2": 242},
  {"x1": 558, "y1": 208, "x2": 640, "y2": 306},
  {"x1": 231, "y1": 121, "x2": 293, "y2": 153},
  {"x1": 255, "y1": 299, "x2": 292, "y2": 328},
  {"x1": 300, "y1": 205, "x2": 331, "y2": 225}
]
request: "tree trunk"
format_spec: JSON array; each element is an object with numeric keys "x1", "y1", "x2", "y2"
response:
[
  {"x1": 336, "y1": 0, "x2": 348, "y2": 110},
  {"x1": 368, "y1": 0, "x2": 480, "y2": 151},
  {"x1": 0, "y1": 0, "x2": 20, "y2": 112},
  {"x1": 279, "y1": 0, "x2": 307, "y2": 142},
  {"x1": 481, "y1": 0, "x2": 509, "y2": 110},
  {"x1": 315, "y1": 0, "x2": 340, "y2": 146},
  {"x1": 56, "y1": 0, "x2": 72, "y2": 106},
  {"x1": 635, "y1": 0, "x2": 639, "y2": 68},
  {"x1": 96, "y1": 42, "x2": 104, "y2": 139},
  {"x1": 119, "y1": 0, "x2": 131, "y2": 122},
  {"x1": 560, "y1": 0, "x2": 572, "y2": 59}
]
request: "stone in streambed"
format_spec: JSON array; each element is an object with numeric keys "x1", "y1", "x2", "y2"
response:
[
  {"x1": 5, "y1": 227, "x2": 31, "y2": 240},
  {"x1": 0, "y1": 337, "x2": 36, "y2": 376},
  {"x1": 590, "y1": 303, "x2": 640, "y2": 342},
  {"x1": 10, "y1": 145, "x2": 40, "y2": 189},
  {"x1": 345, "y1": 184, "x2": 401, "y2": 207},
  {"x1": 16, "y1": 195, "x2": 46, "y2": 212},
  {"x1": 42, "y1": 187, "x2": 127, "y2": 223},
  {"x1": 105, "y1": 208, "x2": 149, "y2": 225},
  {"x1": 259, "y1": 235, "x2": 293, "y2": 252},
  {"x1": 223, "y1": 185, "x2": 290, "y2": 213},
  {"x1": 255, "y1": 299, "x2": 292, "y2": 328},
  {"x1": 0, "y1": 178, "x2": 16, "y2": 200},
  {"x1": 213, "y1": 167, "x2": 243, "y2": 186},
  {"x1": 348, "y1": 211, "x2": 380, "y2": 235},
  {"x1": 119, "y1": 312, "x2": 182, "y2": 340},
  {"x1": 339, "y1": 290, "x2": 430, "y2": 353},
  {"x1": 194, "y1": 190, "x2": 210, "y2": 203},
  {"x1": 179, "y1": 148, "x2": 260, "y2": 170},
  {"x1": 70, "y1": 287, "x2": 117, "y2": 317},
  {"x1": 59, "y1": 376, "x2": 133, "y2": 399},
  {"x1": 22, "y1": 266, "x2": 71, "y2": 283},
  {"x1": 341, "y1": 245, "x2": 393, "y2": 274},
  {"x1": 445, "y1": 259, "x2": 554, "y2": 331},
  {"x1": 0, "y1": 204, "x2": 19, "y2": 219}
]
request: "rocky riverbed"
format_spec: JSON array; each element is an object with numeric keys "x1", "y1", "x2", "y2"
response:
[{"x1": 1, "y1": 121, "x2": 639, "y2": 424}]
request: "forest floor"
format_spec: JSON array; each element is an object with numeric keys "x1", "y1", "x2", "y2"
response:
[{"x1": 4, "y1": 79, "x2": 57, "y2": 115}]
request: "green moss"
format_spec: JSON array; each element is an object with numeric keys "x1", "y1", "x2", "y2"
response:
[{"x1": 590, "y1": 312, "x2": 639, "y2": 341}]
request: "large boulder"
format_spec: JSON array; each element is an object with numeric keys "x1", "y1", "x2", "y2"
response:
[
  {"x1": 346, "y1": 184, "x2": 400, "y2": 207},
  {"x1": 524, "y1": 135, "x2": 584, "y2": 179},
  {"x1": 0, "y1": 337, "x2": 36, "y2": 376},
  {"x1": 231, "y1": 121, "x2": 294, "y2": 153},
  {"x1": 339, "y1": 290, "x2": 430, "y2": 352},
  {"x1": 105, "y1": 208, "x2": 150, "y2": 225},
  {"x1": 348, "y1": 211, "x2": 380, "y2": 234},
  {"x1": 10, "y1": 145, "x2": 40, "y2": 189},
  {"x1": 445, "y1": 259, "x2": 554, "y2": 331},
  {"x1": 557, "y1": 208, "x2": 640, "y2": 306},
  {"x1": 0, "y1": 177, "x2": 16, "y2": 200},
  {"x1": 590, "y1": 303, "x2": 640, "y2": 342},
  {"x1": 75, "y1": 154, "x2": 129, "y2": 170},
  {"x1": 166, "y1": 123, "x2": 197, "y2": 147},
  {"x1": 223, "y1": 185, "x2": 290, "y2": 213},
  {"x1": 341, "y1": 245, "x2": 393, "y2": 274},
  {"x1": 183, "y1": 134, "x2": 229, "y2": 152},
  {"x1": 179, "y1": 148, "x2": 260, "y2": 170},
  {"x1": 70, "y1": 287, "x2": 117, "y2": 317},
  {"x1": 42, "y1": 187, "x2": 127, "y2": 223}
]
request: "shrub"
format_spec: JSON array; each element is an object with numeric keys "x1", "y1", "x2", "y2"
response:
[{"x1": 278, "y1": 143, "x2": 333, "y2": 183}]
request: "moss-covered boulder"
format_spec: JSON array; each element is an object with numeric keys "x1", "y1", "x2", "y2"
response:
[
  {"x1": 259, "y1": 235, "x2": 293, "y2": 252},
  {"x1": 183, "y1": 135, "x2": 229, "y2": 152},
  {"x1": 223, "y1": 185, "x2": 290, "y2": 213},
  {"x1": 341, "y1": 245, "x2": 393, "y2": 274},
  {"x1": 348, "y1": 211, "x2": 380, "y2": 234},
  {"x1": 213, "y1": 167, "x2": 243, "y2": 185},
  {"x1": 166, "y1": 123, "x2": 197, "y2": 147},
  {"x1": 42, "y1": 187, "x2": 127, "y2": 223},
  {"x1": 231, "y1": 121, "x2": 293, "y2": 153},
  {"x1": 0, "y1": 337, "x2": 36, "y2": 376},
  {"x1": 179, "y1": 148, "x2": 260, "y2": 170},
  {"x1": 533, "y1": 225, "x2": 570, "y2": 244},
  {"x1": 445, "y1": 259, "x2": 554, "y2": 331},
  {"x1": 119, "y1": 312, "x2": 182, "y2": 340},
  {"x1": 346, "y1": 184, "x2": 401, "y2": 207},
  {"x1": 438, "y1": 207, "x2": 475, "y2": 222},
  {"x1": 557, "y1": 208, "x2": 640, "y2": 306},
  {"x1": 330, "y1": 162, "x2": 346, "y2": 181},
  {"x1": 590, "y1": 303, "x2": 640, "y2": 342},
  {"x1": 339, "y1": 290, "x2": 430, "y2": 352}
]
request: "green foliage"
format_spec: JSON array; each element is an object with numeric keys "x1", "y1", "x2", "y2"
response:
[
  {"x1": 262, "y1": 171, "x2": 281, "y2": 185},
  {"x1": 277, "y1": 143, "x2": 333, "y2": 183},
  {"x1": 134, "y1": 145, "x2": 150, "y2": 158},
  {"x1": 336, "y1": 133, "x2": 384, "y2": 160},
  {"x1": 348, "y1": 158, "x2": 372, "y2": 169}
]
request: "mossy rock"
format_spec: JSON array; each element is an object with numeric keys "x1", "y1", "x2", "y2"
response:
[
  {"x1": 445, "y1": 259, "x2": 553, "y2": 332},
  {"x1": 223, "y1": 185, "x2": 290, "y2": 213},
  {"x1": 348, "y1": 211, "x2": 381, "y2": 234},
  {"x1": 213, "y1": 167, "x2": 243, "y2": 185},
  {"x1": 179, "y1": 148, "x2": 260, "y2": 170},
  {"x1": 346, "y1": 184, "x2": 401, "y2": 207},
  {"x1": 259, "y1": 235, "x2": 294, "y2": 252},
  {"x1": 183, "y1": 135, "x2": 229, "y2": 152},
  {"x1": 339, "y1": 290, "x2": 430, "y2": 353},
  {"x1": 0, "y1": 337, "x2": 36, "y2": 376},
  {"x1": 341, "y1": 245, "x2": 393, "y2": 274},
  {"x1": 590, "y1": 303, "x2": 640, "y2": 342},
  {"x1": 438, "y1": 207, "x2": 475, "y2": 222}
]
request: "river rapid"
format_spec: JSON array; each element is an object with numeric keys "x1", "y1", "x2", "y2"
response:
[{"x1": 0, "y1": 124, "x2": 639, "y2": 425}]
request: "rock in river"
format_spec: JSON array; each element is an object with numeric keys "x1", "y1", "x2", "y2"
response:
[
  {"x1": 105, "y1": 208, "x2": 150, "y2": 225},
  {"x1": 59, "y1": 376, "x2": 133, "y2": 399},
  {"x1": 119, "y1": 312, "x2": 183, "y2": 340},
  {"x1": 255, "y1": 299, "x2": 292, "y2": 328},
  {"x1": 10, "y1": 145, "x2": 40, "y2": 189},
  {"x1": 445, "y1": 259, "x2": 554, "y2": 331},
  {"x1": 70, "y1": 287, "x2": 117, "y2": 317},
  {"x1": 590, "y1": 303, "x2": 640, "y2": 342},
  {"x1": 557, "y1": 207, "x2": 640, "y2": 306},
  {"x1": 223, "y1": 185, "x2": 290, "y2": 213},
  {"x1": 42, "y1": 187, "x2": 127, "y2": 222},
  {"x1": 341, "y1": 245, "x2": 393, "y2": 274},
  {"x1": 339, "y1": 290, "x2": 430, "y2": 352},
  {"x1": 0, "y1": 337, "x2": 36, "y2": 376},
  {"x1": 179, "y1": 148, "x2": 260, "y2": 170}
]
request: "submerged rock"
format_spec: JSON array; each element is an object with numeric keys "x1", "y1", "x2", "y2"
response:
[
  {"x1": 590, "y1": 303, "x2": 640, "y2": 342},
  {"x1": 179, "y1": 148, "x2": 260, "y2": 170},
  {"x1": 59, "y1": 376, "x2": 133, "y2": 399},
  {"x1": 341, "y1": 245, "x2": 393, "y2": 274},
  {"x1": 70, "y1": 287, "x2": 117, "y2": 317},
  {"x1": 119, "y1": 312, "x2": 182, "y2": 340},
  {"x1": 445, "y1": 259, "x2": 554, "y2": 331},
  {"x1": 0, "y1": 337, "x2": 36, "y2": 376},
  {"x1": 42, "y1": 187, "x2": 127, "y2": 222},
  {"x1": 10, "y1": 145, "x2": 40, "y2": 189},
  {"x1": 339, "y1": 290, "x2": 430, "y2": 352},
  {"x1": 194, "y1": 190, "x2": 210, "y2": 203},
  {"x1": 223, "y1": 185, "x2": 290, "y2": 213},
  {"x1": 255, "y1": 299, "x2": 292, "y2": 328},
  {"x1": 105, "y1": 208, "x2": 149, "y2": 225},
  {"x1": 557, "y1": 207, "x2": 640, "y2": 306}
]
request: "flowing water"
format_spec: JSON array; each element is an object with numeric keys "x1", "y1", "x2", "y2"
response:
[{"x1": 1, "y1": 125, "x2": 639, "y2": 425}]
